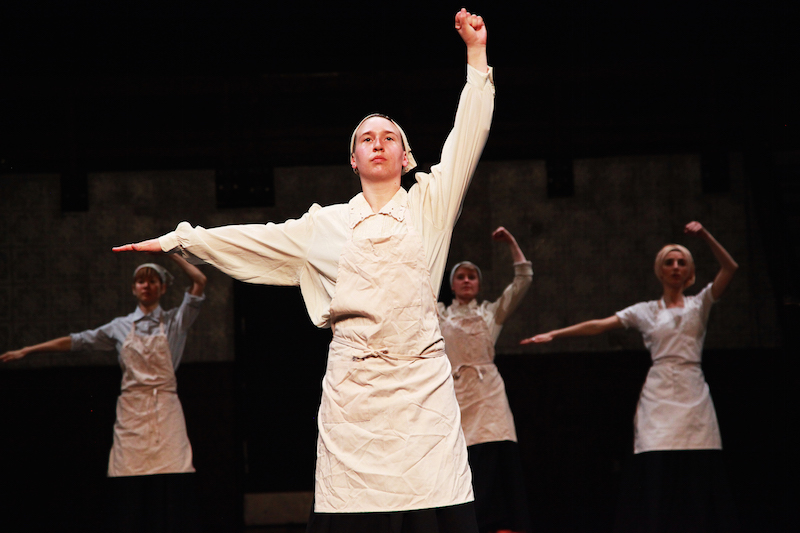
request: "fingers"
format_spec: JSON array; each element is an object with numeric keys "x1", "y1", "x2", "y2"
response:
[
  {"x1": 520, "y1": 334, "x2": 552, "y2": 344},
  {"x1": 112, "y1": 239, "x2": 162, "y2": 253},
  {"x1": 683, "y1": 221, "x2": 704, "y2": 235},
  {"x1": 492, "y1": 226, "x2": 512, "y2": 241},
  {"x1": 454, "y1": 8, "x2": 485, "y2": 33},
  {"x1": 1, "y1": 351, "x2": 22, "y2": 362}
]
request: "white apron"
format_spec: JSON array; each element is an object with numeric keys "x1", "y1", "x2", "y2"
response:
[
  {"x1": 633, "y1": 301, "x2": 722, "y2": 454},
  {"x1": 108, "y1": 323, "x2": 195, "y2": 477},
  {"x1": 440, "y1": 313, "x2": 517, "y2": 446},
  {"x1": 314, "y1": 222, "x2": 473, "y2": 513}
]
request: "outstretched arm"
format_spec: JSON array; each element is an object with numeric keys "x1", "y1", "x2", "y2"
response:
[
  {"x1": 168, "y1": 253, "x2": 207, "y2": 297},
  {"x1": 455, "y1": 8, "x2": 488, "y2": 73},
  {"x1": 492, "y1": 226, "x2": 526, "y2": 264},
  {"x1": 520, "y1": 315, "x2": 623, "y2": 345},
  {"x1": 1, "y1": 336, "x2": 72, "y2": 362},
  {"x1": 684, "y1": 221, "x2": 738, "y2": 300}
]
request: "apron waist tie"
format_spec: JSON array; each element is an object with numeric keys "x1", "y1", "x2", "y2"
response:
[
  {"x1": 652, "y1": 356, "x2": 701, "y2": 368},
  {"x1": 452, "y1": 363, "x2": 493, "y2": 381},
  {"x1": 332, "y1": 336, "x2": 445, "y2": 361}
]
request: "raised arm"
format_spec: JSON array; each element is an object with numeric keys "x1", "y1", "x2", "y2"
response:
[
  {"x1": 684, "y1": 221, "x2": 738, "y2": 300},
  {"x1": 455, "y1": 8, "x2": 488, "y2": 73},
  {"x1": 520, "y1": 315, "x2": 623, "y2": 345},
  {"x1": 1, "y1": 336, "x2": 72, "y2": 362},
  {"x1": 168, "y1": 253, "x2": 207, "y2": 297},
  {"x1": 492, "y1": 226, "x2": 526, "y2": 264}
]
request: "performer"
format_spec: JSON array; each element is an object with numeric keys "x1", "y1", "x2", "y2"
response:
[
  {"x1": 438, "y1": 226, "x2": 533, "y2": 533},
  {"x1": 113, "y1": 8, "x2": 494, "y2": 532},
  {"x1": 1, "y1": 254, "x2": 207, "y2": 533},
  {"x1": 521, "y1": 221, "x2": 740, "y2": 533}
]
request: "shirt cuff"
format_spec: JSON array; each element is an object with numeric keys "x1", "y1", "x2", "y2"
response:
[
  {"x1": 159, "y1": 232, "x2": 180, "y2": 253},
  {"x1": 467, "y1": 63, "x2": 494, "y2": 88},
  {"x1": 514, "y1": 261, "x2": 533, "y2": 276}
]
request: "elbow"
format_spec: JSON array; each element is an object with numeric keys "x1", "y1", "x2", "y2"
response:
[{"x1": 194, "y1": 273, "x2": 208, "y2": 294}]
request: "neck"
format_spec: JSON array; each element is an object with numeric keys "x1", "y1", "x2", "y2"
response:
[
  {"x1": 360, "y1": 176, "x2": 401, "y2": 213},
  {"x1": 456, "y1": 296, "x2": 475, "y2": 305},
  {"x1": 138, "y1": 301, "x2": 160, "y2": 315},
  {"x1": 662, "y1": 285, "x2": 684, "y2": 307}
]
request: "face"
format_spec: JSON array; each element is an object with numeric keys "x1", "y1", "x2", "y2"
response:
[
  {"x1": 132, "y1": 273, "x2": 166, "y2": 307},
  {"x1": 660, "y1": 250, "x2": 690, "y2": 288},
  {"x1": 350, "y1": 117, "x2": 408, "y2": 181},
  {"x1": 452, "y1": 266, "x2": 480, "y2": 303}
]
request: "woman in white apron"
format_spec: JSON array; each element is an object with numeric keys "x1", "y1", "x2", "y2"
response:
[
  {"x1": 113, "y1": 9, "x2": 494, "y2": 532},
  {"x1": 438, "y1": 226, "x2": 533, "y2": 533},
  {"x1": 1, "y1": 255, "x2": 207, "y2": 533},
  {"x1": 521, "y1": 221, "x2": 739, "y2": 533}
]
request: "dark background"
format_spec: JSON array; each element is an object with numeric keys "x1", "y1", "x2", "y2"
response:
[{"x1": 1, "y1": 2, "x2": 797, "y2": 532}]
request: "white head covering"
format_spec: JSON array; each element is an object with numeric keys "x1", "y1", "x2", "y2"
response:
[
  {"x1": 133, "y1": 263, "x2": 174, "y2": 287},
  {"x1": 349, "y1": 113, "x2": 417, "y2": 175},
  {"x1": 449, "y1": 261, "x2": 483, "y2": 289}
]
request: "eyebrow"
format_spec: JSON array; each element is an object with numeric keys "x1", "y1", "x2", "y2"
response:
[{"x1": 358, "y1": 129, "x2": 399, "y2": 139}]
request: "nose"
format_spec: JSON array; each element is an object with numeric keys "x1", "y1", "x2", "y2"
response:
[{"x1": 373, "y1": 138, "x2": 383, "y2": 151}]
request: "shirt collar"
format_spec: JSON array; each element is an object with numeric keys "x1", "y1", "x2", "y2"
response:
[
  {"x1": 132, "y1": 305, "x2": 164, "y2": 323},
  {"x1": 348, "y1": 188, "x2": 408, "y2": 229},
  {"x1": 450, "y1": 299, "x2": 479, "y2": 313}
]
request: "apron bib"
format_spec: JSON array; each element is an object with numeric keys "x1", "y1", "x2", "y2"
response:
[
  {"x1": 108, "y1": 323, "x2": 194, "y2": 477},
  {"x1": 314, "y1": 223, "x2": 473, "y2": 513},
  {"x1": 440, "y1": 313, "x2": 517, "y2": 446},
  {"x1": 634, "y1": 303, "x2": 721, "y2": 453}
]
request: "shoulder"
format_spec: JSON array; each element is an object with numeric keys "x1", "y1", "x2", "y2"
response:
[
  {"x1": 616, "y1": 299, "x2": 657, "y2": 325},
  {"x1": 687, "y1": 282, "x2": 716, "y2": 307}
]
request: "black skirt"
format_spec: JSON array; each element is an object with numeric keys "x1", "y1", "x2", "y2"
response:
[
  {"x1": 108, "y1": 472, "x2": 200, "y2": 533},
  {"x1": 468, "y1": 440, "x2": 532, "y2": 533},
  {"x1": 614, "y1": 449, "x2": 740, "y2": 533},
  {"x1": 306, "y1": 502, "x2": 479, "y2": 533}
]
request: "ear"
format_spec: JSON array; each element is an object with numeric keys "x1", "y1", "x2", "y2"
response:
[{"x1": 350, "y1": 153, "x2": 357, "y2": 169}]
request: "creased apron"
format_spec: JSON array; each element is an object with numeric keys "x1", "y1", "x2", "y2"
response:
[
  {"x1": 108, "y1": 322, "x2": 194, "y2": 477},
  {"x1": 440, "y1": 312, "x2": 517, "y2": 447},
  {"x1": 634, "y1": 303, "x2": 721, "y2": 454},
  {"x1": 314, "y1": 222, "x2": 473, "y2": 513}
]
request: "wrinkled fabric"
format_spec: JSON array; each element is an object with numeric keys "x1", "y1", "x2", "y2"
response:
[
  {"x1": 616, "y1": 283, "x2": 721, "y2": 453},
  {"x1": 109, "y1": 323, "x2": 194, "y2": 477},
  {"x1": 438, "y1": 262, "x2": 532, "y2": 446},
  {"x1": 315, "y1": 220, "x2": 472, "y2": 513}
]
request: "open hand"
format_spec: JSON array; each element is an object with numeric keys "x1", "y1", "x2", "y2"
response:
[
  {"x1": 520, "y1": 333, "x2": 553, "y2": 345},
  {"x1": 112, "y1": 239, "x2": 162, "y2": 253}
]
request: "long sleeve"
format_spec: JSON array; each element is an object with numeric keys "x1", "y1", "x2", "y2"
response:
[
  {"x1": 485, "y1": 261, "x2": 533, "y2": 344},
  {"x1": 158, "y1": 203, "x2": 349, "y2": 328},
  {"x1": 159, "y1": 210, "x2": 318, "y2": 286},
  {"x1": 410, "y1": 64, "x2": 495, "y2": 296}
]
